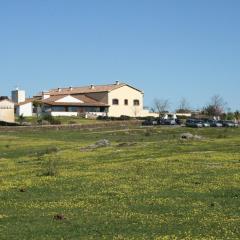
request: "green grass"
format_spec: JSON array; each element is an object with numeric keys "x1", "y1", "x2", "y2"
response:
[
  {"x1": 0, "y1": 126, "x2": 239, "y2": 239},
  {"x1": 16, "y1": 116, "x2": 104, "y2": 125}
]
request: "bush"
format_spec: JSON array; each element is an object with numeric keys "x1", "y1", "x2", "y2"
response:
[
  {"x1": 119, "y1": 115, "x2": 131, "y2": 121},
  {"x1": 97, "y1": 115, "x2": 132, "y2": 121},
  {"x1": 0, "y1": 121, "x2": 20, "y2": 126},
  {"x1": 41, "y1": 158, "x2": 59, "y2": 176},
  {"x1": 40, "y1": 115, "x2": 62, "y2": 125},
  {"x1": 68, "y1": 120, "x2": 77, "y2": 124}
]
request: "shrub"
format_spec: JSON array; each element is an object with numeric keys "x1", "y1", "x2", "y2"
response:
[
  {"x1": 97, "y1": 115, "x2": 132, "y2": 121},
  {"x1": 40, "y1": 115, "x2": 62, "y2": 125},
  {"x1": 35, "y1": 146, "x2": 59, "y2": 158},
  {"x1": 0, "y1": 121, "x2": 20, "y2": 126},
  {"x1": 119, "y1": 115, "x2": 131, "y2": 121},
  {"x1": 68, "y1": 120, "x2": 77, "y2": 124},
  {"x1": 41, "y1": 158, "x2": 59, "y2": 176}
]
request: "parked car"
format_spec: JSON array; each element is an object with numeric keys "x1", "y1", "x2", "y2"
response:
[
  {"x1": 175, "y1": 119, "x2": 182, "y2": 125},
  {"x1": 142, "y1": 119, "x2": 158, "y2": 126},
  {"x1": 158, "y1": 118, "x2": 176, "y2": 125},
  {"x1": 186, "y1": 119, "x2": 203, "y2": 128},
  {"x1": 220, "y1": 120, "x2": 236, "y2": 127},
  {"x1": 208, "y1": 120, "x2": 223, "y2": 127},
  {"x1": 200, "y1": 120, "x2": 211, "y2": 127}
]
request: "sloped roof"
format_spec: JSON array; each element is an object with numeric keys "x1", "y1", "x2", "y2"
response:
[
  {"x1": 15, "y1": 98, "x2": 34, "y2": 106},
  {"x1": 42, "y1": 94, "x2": 109, "y2": 107},
  {"x1": 35, "y1": 82, "x2": 143, "y2": 96},
  {"x1": 0, "y1": 98, "x2": 14, "y2": 104}
]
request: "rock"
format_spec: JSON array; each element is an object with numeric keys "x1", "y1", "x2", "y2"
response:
[
  {"x1": 80, "y1": 139, "x2": 111, "y2": 151},
  {"x1": 53, "y1": 214, "x2": 65, "y2": 220},
  {"x1": 21, "y1": 122, "x2": 32, "y2": 126},
  {"x1": 180, "y1": 133, "x2": 204, "y2": 140},
  {"x1": 194, "y1": 135, "x2": 204, "y2": 140},
  {"x1": 94, "y1": 139, "x2": 111, "y2": 147},
  {"x1": 180, "y1": 133, "x2": 194, "y2": 139}
]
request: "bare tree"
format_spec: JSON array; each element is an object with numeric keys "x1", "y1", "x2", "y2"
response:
[
  {"x1": 204, "y1": 95, "x2": 227, "y2": 117},
  {"x1": 176, "y1": 97, "x2": 191, "y2": 113},
  {"x1": 153, "y1": 98, "x2": 170, "y2": 118}
]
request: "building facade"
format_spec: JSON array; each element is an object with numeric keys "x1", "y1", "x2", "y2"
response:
[
  {"x1": 12, "y1": 89, "x2": 33, "y2": 117},
  {"x1": 0, "y1": 98, "x2": 15, "y2": 122},
  {"x1": 11, "y1": 82, "x2": 156, "y2": 118}
]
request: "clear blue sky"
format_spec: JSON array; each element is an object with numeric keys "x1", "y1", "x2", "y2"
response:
[{"x1": 1, "y1": 0, "x2": 239, "y2": 110}]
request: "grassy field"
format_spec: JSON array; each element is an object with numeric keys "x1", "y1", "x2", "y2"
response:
[
  {"x1": 0, "y1": 126, "x2": 239, "y2": 239},
  {"x1": 16, "y1": 116, "x2": 104, "y2": 125}
]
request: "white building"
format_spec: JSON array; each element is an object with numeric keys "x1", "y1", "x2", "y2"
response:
[
  {"x1": 33, "y1": 81, "x2": 156, "y2": 118},
  {"x1": 12, "y1": 89, "x2": 33, "y2": 117}
]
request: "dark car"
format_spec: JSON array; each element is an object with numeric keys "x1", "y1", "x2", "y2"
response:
[
  {"x1": 142, "y1": 119, "x2": 158, "y2": 126},
  {"x1": 199, "y1": 120, "x2": 211, "y2": 127},
  {"x1": 186, "y1": 119, "x2": 203, "y2": 128},
  {"x1": 175, "y1": 119, "x2": 182, "y2": 125},
  {"x1": 208, "y1": 120, "x2": 223, "y2": 127},
  {"x1": 158, "y1": 118, "x2": 176, "y2": 125},
  {"x1": 219, "y1": 120, "x2": 236, "y2": 127}
]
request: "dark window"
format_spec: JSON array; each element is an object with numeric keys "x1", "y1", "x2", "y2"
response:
[
  {"x1": 68, "y1": 106, "x2": 79, "y2": 112},
  {"x1": 52, "y1": 106, "x2": 66, "y2": 112},
  {"x1": 124, "y1": 99, "x2": 128, "y2": 105},
  {"x1": 112, "y1": 99, "x2": 119, "y2": 105},
  {"x1": 133, "y1": 99, "x2": 140, "y2": 106}
]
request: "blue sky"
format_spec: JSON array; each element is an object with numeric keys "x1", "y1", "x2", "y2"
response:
[{"x1": 1, "y1": 0, "x2": 239, "y2": 110}]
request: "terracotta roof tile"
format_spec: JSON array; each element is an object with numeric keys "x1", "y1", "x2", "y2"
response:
[
  {"x1": 45, "y1": 83, "x2": 125, "y2": 95},
  {"x1": 15, "y1": 98, "x2": 34, "y2": 106},
  {"x1": 42, "y1": 94, "x2": 108, "y2": 107}
]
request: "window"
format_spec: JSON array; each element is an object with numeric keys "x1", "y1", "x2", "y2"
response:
[
  {"x1": 68, "y1": 106, "x2": 79, "y2": 112},
  {"x1": 52, "y1": 106, "x2": 66, "y2": 112},
  {"x1": 133, "y1": 99, "x2": 140, "y2": 106},
  {"x1": 124, "y1": 99, "x2": 128, "y2": 105},
  {"x1": 112, "y1": 99, "x2": 119, "y2": 105}
]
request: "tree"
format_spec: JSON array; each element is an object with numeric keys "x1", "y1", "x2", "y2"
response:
[
  {"x1": 153, "y1": 98, "x2": 170, "y2": 118},
  {"x1": 176, "y1": 97, "x2": 191, "y2": 113},
  {"x1": 234, "y1": 111, "x2": 240, "y2": 120},
  {"x1": 33, "y1": 100, "x2": 43, "y2": 118},
  {"x1": 18, "y1": 114, "x2": 25, "y2": 124},
  {"x1": 204, "y1": 95, "x2": 227, "y2": 117}
]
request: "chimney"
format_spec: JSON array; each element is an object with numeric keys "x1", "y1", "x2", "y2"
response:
[
  {"x1": 90, "y1": 84, "x2": 95, "y2": 89},
  {"x1": 115, "y1": 80, "x2": 120, "y2": 85}
]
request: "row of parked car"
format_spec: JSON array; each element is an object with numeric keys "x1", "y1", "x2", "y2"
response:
[
  {"x1": 142, "y1": 118, "x2": 181, "y2": 126},
  {"x1": 142, "y1": 118, "x2": 239, "y2": 128},
  {"x1": 185, "y1": 119, "x2": 239, "y2": 128}
]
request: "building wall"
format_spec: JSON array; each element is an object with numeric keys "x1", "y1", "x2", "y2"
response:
[
  {"x1": 18, "y1": 102, "x2": 33, "y2": 117},
  {"x1": 11, "y1": 90, "x2": 26, "y2": 103},
  {"x1": 51, "y1": 112, "x2": 78, "y2": 117},
  {"x1": 0, "y1": 100, "x2": 15, "y2": 122},
  {"x1": 107, "y1": 86, "x2": 144, "y2": 117}
]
